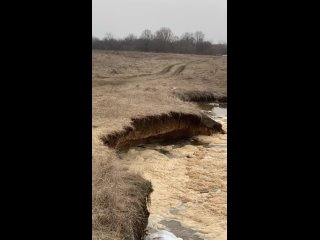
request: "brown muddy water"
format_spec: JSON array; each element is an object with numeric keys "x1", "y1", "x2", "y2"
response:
[{"x1": 117, "y1": 103, "x2": 227, "y2": 240}]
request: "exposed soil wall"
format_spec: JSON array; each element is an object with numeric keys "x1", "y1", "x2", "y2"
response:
[
  {"x1": 101, "y1": 112, "x2": 224, "y2": 149},
  {"x1": 174, "y1": 91, "x2": 227, "y2": 103}
]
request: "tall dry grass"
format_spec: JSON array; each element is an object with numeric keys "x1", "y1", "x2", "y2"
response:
[{"x1": 93, "y1": 147, "x2": 153, "y2": 240}]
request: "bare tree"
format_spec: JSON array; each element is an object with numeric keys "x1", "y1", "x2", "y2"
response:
[
  {"x1": 125, "y1": 33, "x2": 137, "y2": 41},
  {"x1": 173, "y1": 35, "x2": 180, "y2": 41},
  {"x1": 155, "y1": 27, "x2": 174, "y2": 42},
  {"x1": 181, "y1": 32, "x2": 195, "y2": 43},
  {"x1": 104, "y1": 32, "x2": 114, "y2": 40},
  {"x1": 140, "y1": 29, "x2": 153, "y2": 40},
  {"x1": 176, "y1": 32, "x2": 196, "y2": 53},
  {"x1": 194, "y1": 31, "x2": 205, "y2": 43},
  {"x1": 92, "y1": 28, "x2": 226, "y2": 55}
]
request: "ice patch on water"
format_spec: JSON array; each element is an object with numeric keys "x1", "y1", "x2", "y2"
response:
[{"x1": 145, "y1": 230, "x2": 183, "y2": 240}]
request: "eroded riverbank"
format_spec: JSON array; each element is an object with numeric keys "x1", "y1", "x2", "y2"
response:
[
  {"x1": 92, "y1": 51, "x2": 227, "y2": 240},
  {"x1": 116, "y1": 103, "x2": 227, "y2": 240}
]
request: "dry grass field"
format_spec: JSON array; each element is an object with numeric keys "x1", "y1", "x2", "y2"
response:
[{"x1": 92, "y1": 50, "x2": 227, "y2": 240}]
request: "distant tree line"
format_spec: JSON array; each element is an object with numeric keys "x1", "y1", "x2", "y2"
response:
[{"x1": 92, "y1": 27, "x2": 227, "y2": 55}]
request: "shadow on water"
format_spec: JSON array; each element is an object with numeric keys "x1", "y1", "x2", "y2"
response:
[{"x1": 117, "y1": 137, "x2": 214, "y2": 159}]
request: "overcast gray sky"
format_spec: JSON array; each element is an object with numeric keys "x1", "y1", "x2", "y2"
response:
[{"x1": 92, "y1": 0, "x2": 227, "y2": 43}]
